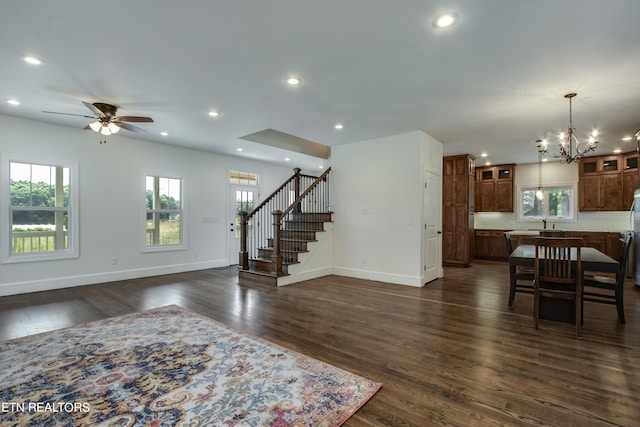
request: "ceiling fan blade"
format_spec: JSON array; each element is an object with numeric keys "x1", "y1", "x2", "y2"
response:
[
  {"x1": 118, "y1": 122, "x2": 147, "y2": 134},
  {"x1": 43, "y1": 111, "x2": 96, "y2": 119},
  {"x1": 116, "y1": 116, "x2": 154, "y2": 123},
  {"x1": 82, "y1": 101, "x2": 105, "y2": 117}
]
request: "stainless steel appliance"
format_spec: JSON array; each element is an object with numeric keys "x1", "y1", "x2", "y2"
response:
[{"x1": 634, "y1": 189, "x2": 640, "y2": 285}]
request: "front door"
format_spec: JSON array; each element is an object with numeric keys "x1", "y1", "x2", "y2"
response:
[
  {"x1": 423, "y1": 170, "x2": 442, "y2": 283},
  {"x1": 228, "y1": 185, "x2": 256, "y2": 265}
]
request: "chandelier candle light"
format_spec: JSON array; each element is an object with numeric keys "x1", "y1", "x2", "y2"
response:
[{"x1": 537, "y1": 93, "x2": 599, "y2": 163}]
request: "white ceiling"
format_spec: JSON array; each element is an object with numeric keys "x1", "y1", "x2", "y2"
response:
[{"x1": 1, "y1": 0, "x2": 639, "y2": 170}]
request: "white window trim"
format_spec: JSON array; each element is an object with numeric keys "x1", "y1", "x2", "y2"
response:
[
  {"x1": 1, "y1": 155, "x2": 80, "y2": 264},
  {"x1": 141, "y1": 174, "x2": 187, "y2": 253},
  {"x1": 517, "y1": 181, "x2": 578, "y2": 223}
]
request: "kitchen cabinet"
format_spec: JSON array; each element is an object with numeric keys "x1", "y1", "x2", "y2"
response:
[
  {"x1": 475, "y1": 230, "x2": 509, "y2": 260},
  {"x1": 579, "y1": 154, "x2": 623, "y2": 211},
  {"x1": 566, "y1": 231, "x2": 607, "y2": 253},
  {"x1": 623, "y1": 153, "x2": 639, "y2": 210},
  {"x1": 475, "y1": 164, "x2": 514, "y2": 212},
  {"x1": 605, "y1": 232, "x2": 623, "y2": 262},
  {"x1": 443, "y1": 154, "x2": 475, "y2": 267},
  {"x1": 476, "y1": 230, "x2": 623, "y2": 263}
]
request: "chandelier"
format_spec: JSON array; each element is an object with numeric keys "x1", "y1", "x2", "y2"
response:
[{"x1": 537, "y1": 93, "x2": 598, "y2": 163}]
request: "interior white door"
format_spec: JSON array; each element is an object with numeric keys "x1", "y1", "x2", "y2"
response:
[
  {"x1": 423, "y1": 170, "x2": 442, "y2": 283},
  {"x1": 228, "y1": 185, "x2": 257, "y2": 265}
]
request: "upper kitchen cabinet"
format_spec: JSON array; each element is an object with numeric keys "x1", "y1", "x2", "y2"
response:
[
  {"x1": 578, "y1": 153, "x2": 629, "y2": 211},
  {"x1": 623, "y1": 152, "x2": 639, "y2": 210},
  {"x1": 475, "y1": 164, "x2": 514, "y2": 212}
]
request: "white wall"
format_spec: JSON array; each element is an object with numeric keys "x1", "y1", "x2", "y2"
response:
[
  {"x1": 0, "y1": 114, "x2": 296, "y2": 296},
  {"x1": 331, "y1": 131, "x2": 441, "y2": 286},
  {"x1": 475, "y1": 161, "x2": 631, "y2": 231}
]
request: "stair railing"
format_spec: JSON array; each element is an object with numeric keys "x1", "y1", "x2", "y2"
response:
[{"x1": 239, "y1": 167, "x2": 332, "y2": 274}]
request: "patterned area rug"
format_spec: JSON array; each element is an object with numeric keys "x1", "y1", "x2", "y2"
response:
[{"x1": 0, "y1": 305, "x2": 381, "y2": 426}]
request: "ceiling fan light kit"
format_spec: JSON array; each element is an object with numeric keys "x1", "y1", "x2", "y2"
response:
[{"x1": 43, "y1": 101, "x2": 153, "y2": 141}]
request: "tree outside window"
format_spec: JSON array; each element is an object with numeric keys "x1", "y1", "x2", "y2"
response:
[
  {"x1": 145, "y1": 176, "x2": 183, "y2": 247},
  {"x1": 3, "y1": 159, "x2": 78, "y2": 263},
  {"x1": 521, "y1": 185, "x2": 574, "y2": 220}
]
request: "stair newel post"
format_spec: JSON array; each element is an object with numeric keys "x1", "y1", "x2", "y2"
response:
[
  {"x1": 293, "y1": 167, "x2": 302, "y2": 213},
  {"x1": 271, "y1": 210, "x2": 284, "y2": 275},
  {"x1": 239, "y1": 211, "x2": 249, "y2": 270}
]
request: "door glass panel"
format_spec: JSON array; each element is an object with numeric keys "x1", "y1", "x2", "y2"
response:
[
  {"x1": 498, "y1": 168, "x2": 510, "y2": 179},
  {"x1": 582, "y1": 161, "x2": 597, "y2": 173},
  {"x1": 235, "y1": 190, "x2": 254, "y2": 238}
]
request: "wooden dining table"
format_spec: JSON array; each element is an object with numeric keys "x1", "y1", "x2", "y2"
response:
[
  {"x1": 508, "y1": 244, "x2": 619, "y2": 323},
  {"x1": 509, "y1": 244, "x2": 618, "y2": 273}
]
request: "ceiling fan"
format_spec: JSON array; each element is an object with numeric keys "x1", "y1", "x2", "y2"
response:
[{"x1": 43, "y1": 101, "x2": 154, "y2": 136}]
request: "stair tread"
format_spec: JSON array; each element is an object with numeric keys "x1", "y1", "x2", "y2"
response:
[
  {"x1": 238, "y1": 269, "x2": 289, "y2": 279},
  {"x1": 250, "y1": 257, "x2": 300, "y2": 266}
]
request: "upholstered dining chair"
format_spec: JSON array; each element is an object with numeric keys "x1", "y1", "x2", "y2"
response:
[
  {"x1": 504, "y1": 232, "x2": 534, "y2": 306},
  {"x1": 582, "y1": 232, "x2": 633, "y2": 324},
  {"x1": 533, "y1": 237, "x2": 583, "y2": 338}
]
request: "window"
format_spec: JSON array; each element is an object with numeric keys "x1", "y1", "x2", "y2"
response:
[
  {"x1": 229, "y1": 171, "x2": 258, "y2": 186},
  {"x1": 145, "y1": 176, "x2": 184, "y2": 250},
  {"x1": 2, "y1": 158, "x2": 79, "y2": 263},
  {"x1": 519, "y1": 184, "x2": 575, "y2": 220}
]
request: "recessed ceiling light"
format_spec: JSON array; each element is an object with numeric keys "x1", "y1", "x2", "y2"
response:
[
  {"x1": 236, "y1": 148, "x2": 243, "y2": 152},
  {"x1": 433, "y1": 12, "x2": 458, "y2": 28},
  {"x1": 286, "y1": 76, "x2": 301, "y2": 86},
  {"x1": 284, "y1": 157, "x2": 290, "y2": 162},
  {"x1": 160, "y1": 131, "x2": 168, "y2": 136},
  {"x1": 319, "y1": 165, "x2": 324, "y2": 169},
  {"x1": 7, "y1": 99, "x2": 20, "y2": 105},
  {"x1": 481, "y1": 152, "x2": 488, "y2": 158},
  {"x1": 614, "y1": 148, "x2": 622, "y2": 154},
  {"x1": 208, "y1": 110, "x2": 219, "y2": 117},
  {"x1": 542, "y1": 158, "x2": 549, "y2": 162},
  {"x1": 24, "y1": 56, "x2": 41, "y2": 65},
  {"x1": 334, "y1": 124, "x2": 343, "y2": 130},
  {"x1": 622, "y1": 136, "x2": 632, "y2": 141},
  {"x1": 485, "y1": 161, "x2": 491, "y2": 166}
]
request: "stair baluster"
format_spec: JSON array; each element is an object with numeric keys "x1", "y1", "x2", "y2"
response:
[{"x1": 239, "y1": 167, "x2": 331, "y2": 279}]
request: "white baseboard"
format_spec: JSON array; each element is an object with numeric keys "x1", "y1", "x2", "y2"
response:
[
  {"x1": 331, "y1": 267, "x2": 424, "y2": 287},
  {"x1": 0, "y1": 259, "x2": 228, "y2": 297},
  {"x1": 277, "y1": 267, "x2": 334, "y2": 286}
]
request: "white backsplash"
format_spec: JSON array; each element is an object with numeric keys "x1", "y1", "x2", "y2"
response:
[{"x1": 474, "y1": 211, "x2": 632, "y2": 232}]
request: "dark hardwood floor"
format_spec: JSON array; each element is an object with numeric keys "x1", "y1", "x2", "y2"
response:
[{"x1": 1, "y1": 260, "x2": 640, "y2": 426}]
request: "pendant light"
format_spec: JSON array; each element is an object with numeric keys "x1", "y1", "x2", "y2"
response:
[{"x1": 535, "y1": 148, "x2": 544, "y2": 200}]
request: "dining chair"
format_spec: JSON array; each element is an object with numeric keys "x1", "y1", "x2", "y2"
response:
[
  {"x1": 504, "y1": 232, "x2": 534, "y2": 306},
  {"x1": 533, "y1": 237, "x2": 583, "y2": 337},
  {"x1": 582, "y1": 232, "x2": 633, "y2": 324}
]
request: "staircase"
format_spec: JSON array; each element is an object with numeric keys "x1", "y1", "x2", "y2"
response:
[{"x1": 238, "y1": 168, "x2": 332, "y2": 286}]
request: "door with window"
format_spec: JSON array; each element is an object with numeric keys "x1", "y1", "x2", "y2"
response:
[{"x1": 228, "y1": 186, "x2": 257, "y2": 265}]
